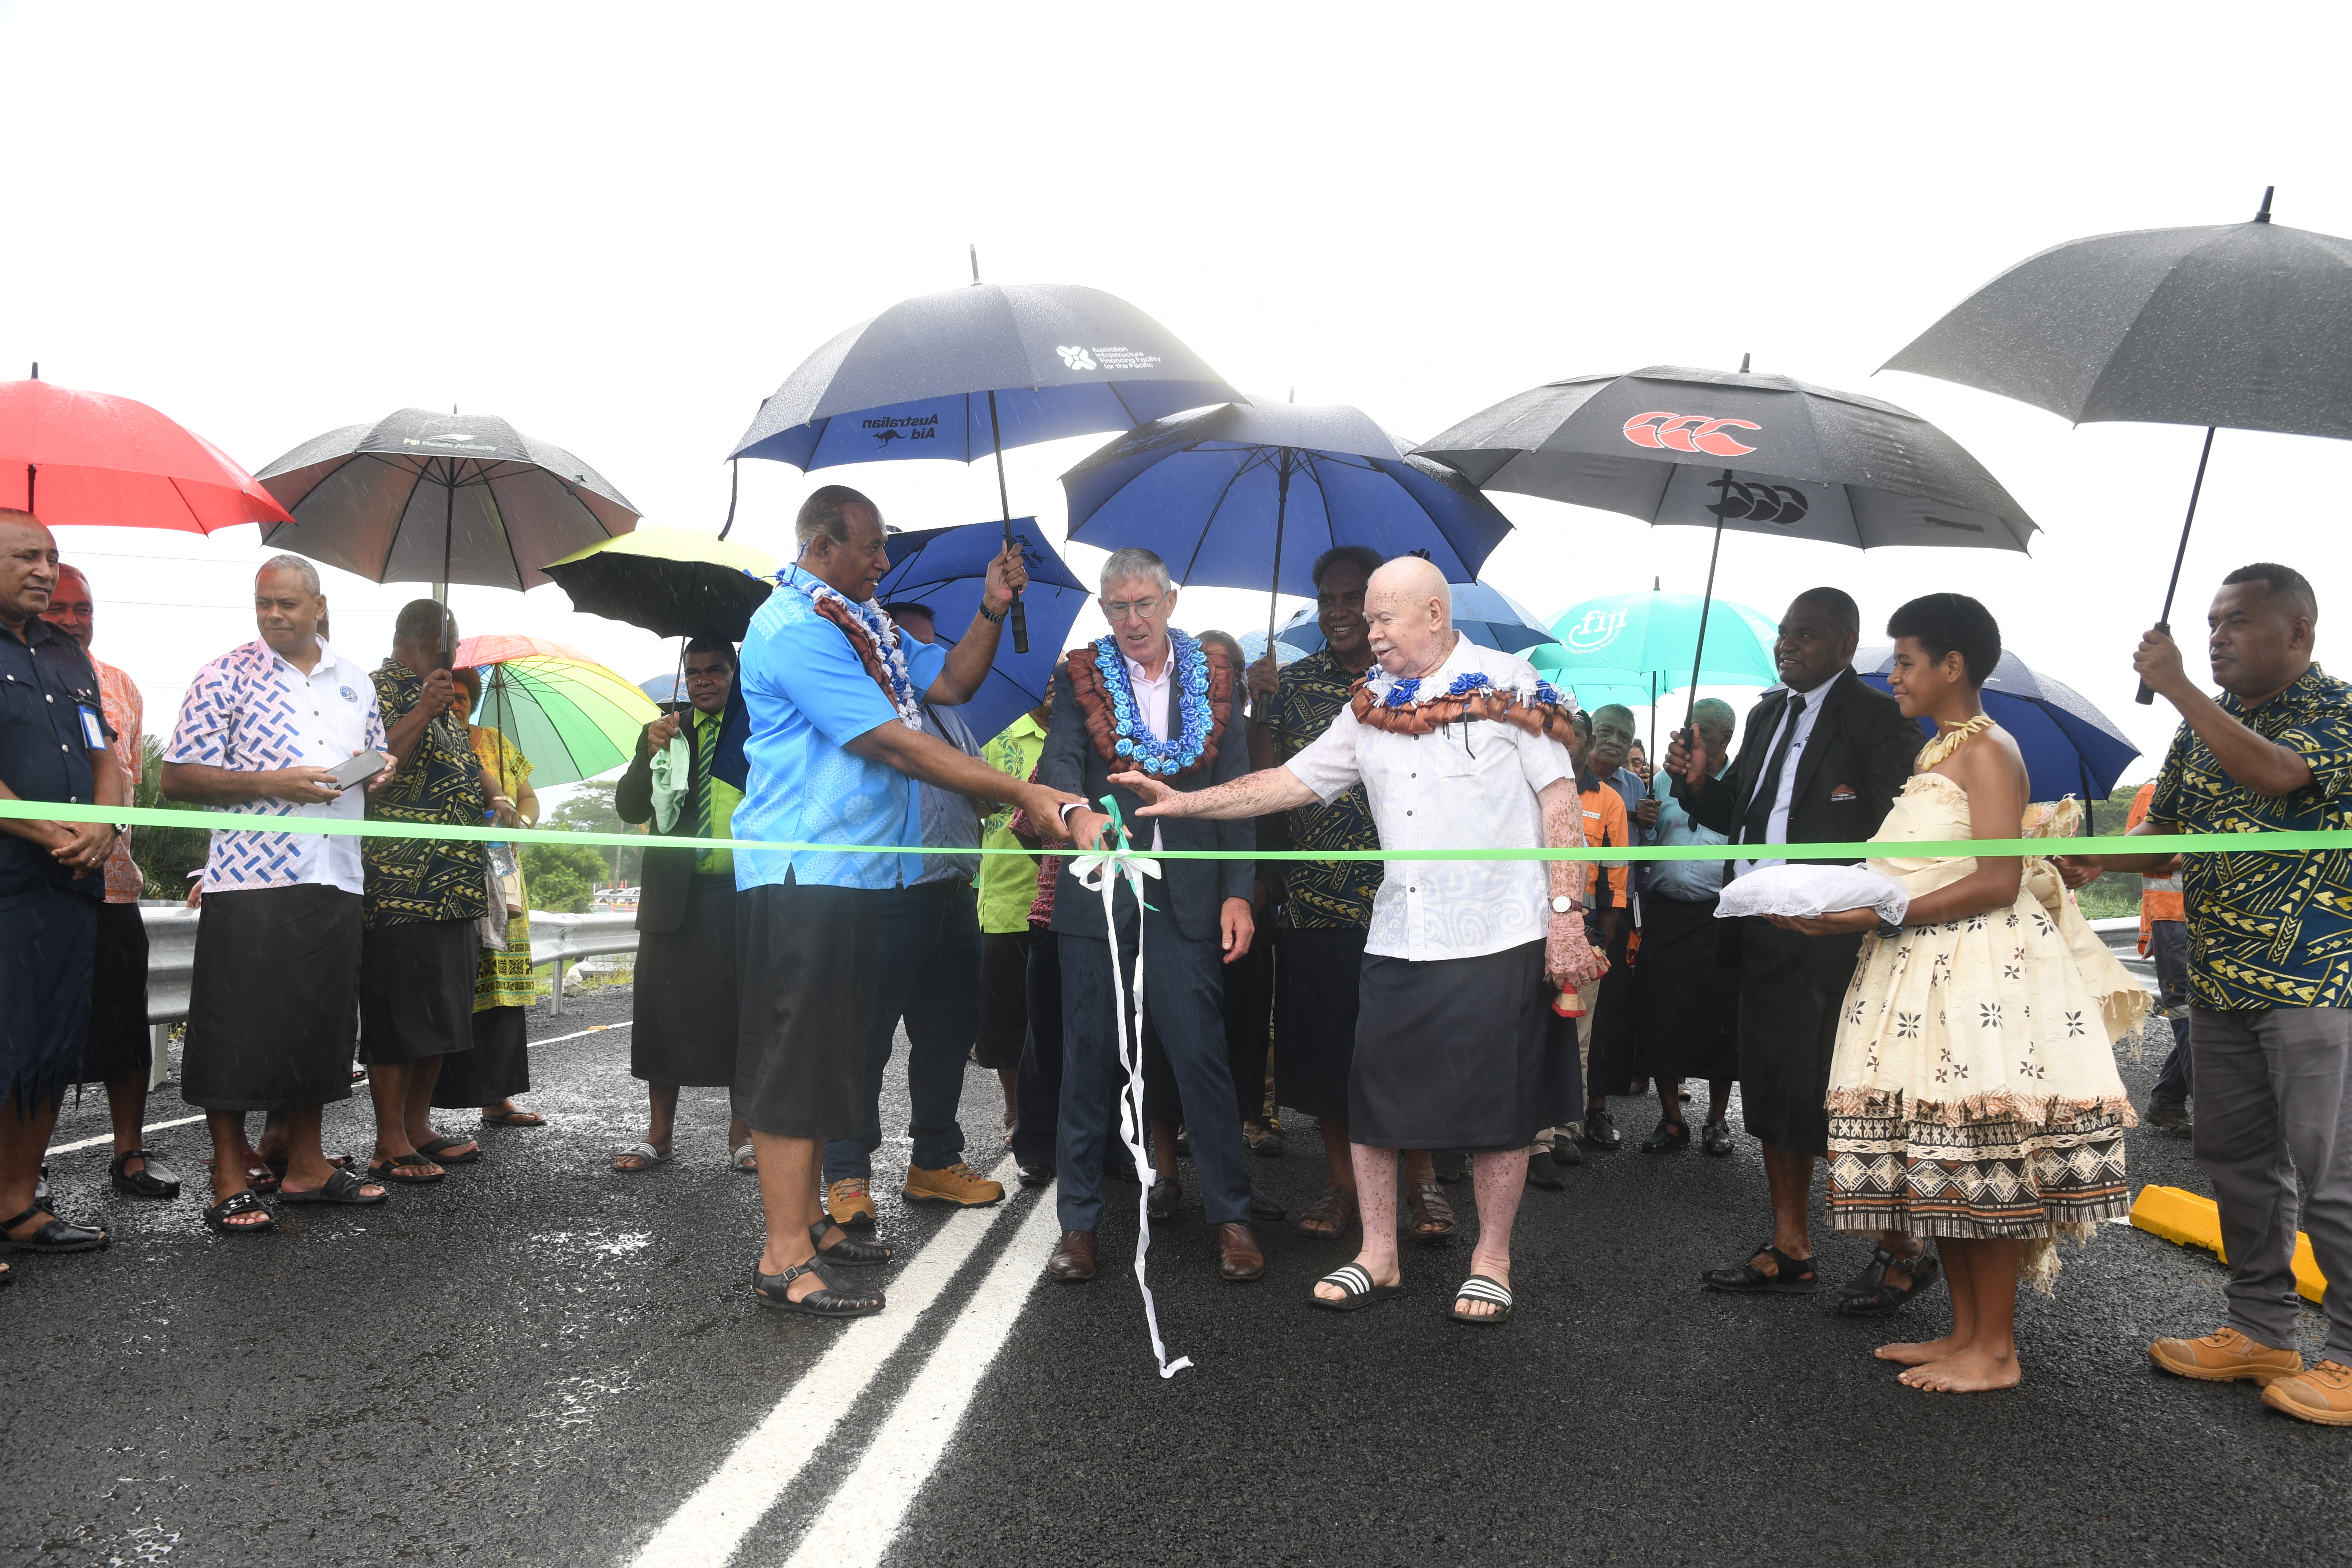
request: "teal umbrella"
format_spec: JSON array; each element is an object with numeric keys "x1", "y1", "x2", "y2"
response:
[{"x1": 1540, "y1": 588, "x2": 1781, "y2": 761}]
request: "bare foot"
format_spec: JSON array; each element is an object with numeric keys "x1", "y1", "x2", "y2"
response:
[
  {"x1": 1876, "y1": 1332, "x2": 1968, "y2": 1366},
  {"x1": 1314, "y1": 1253, "x2": 1400, "y2": 1303},
  {"x1": 1900, "y1": 1346, "x2": 2021, "y2": 1393}
]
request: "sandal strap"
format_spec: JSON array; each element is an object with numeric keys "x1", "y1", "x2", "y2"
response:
[
  {"x1": 1322, "y1": 1263, "x2": 1374, "y2": 1296},
  {"x1": 210, "y1": 1190, "x2": 267, "y2": 1216},
  {"x1": 1456, "y1": 1274, "x2": 1514, "y2": 1307}
]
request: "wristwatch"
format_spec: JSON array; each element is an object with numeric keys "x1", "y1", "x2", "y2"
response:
[{"x1": 1550, "y1": 894, "x2": 1575, "y2": 915}]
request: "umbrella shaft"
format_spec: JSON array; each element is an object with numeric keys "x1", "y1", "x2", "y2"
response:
[
  {"x1": 2139, "y1": 425, "x2": 2218, "y2": 705},
  {"x1": 1682, "y1": 499, "x2": 1729, "y2": 735},
  {"x1": 985, "y1": 389, "x2": 1028, "y2": 655}
]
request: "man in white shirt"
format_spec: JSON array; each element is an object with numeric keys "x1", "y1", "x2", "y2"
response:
[
  {"x1": 162, "y1": 556, "x2": 396, "y2": 1233},
  {"x1": 1123, "y1": 556, "x2": 1601, "y2": 1324}
]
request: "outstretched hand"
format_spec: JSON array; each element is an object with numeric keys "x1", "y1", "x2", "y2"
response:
[
  {"x1": 1108, "y1": 770, "x2": 1185, "y2": 817},
  {"x1": 1765, "y1": 908, "x2": 1879, "y2": 936}
]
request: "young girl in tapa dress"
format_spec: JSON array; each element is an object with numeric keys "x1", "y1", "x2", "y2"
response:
[{"x1": 1765, "y1": 594, "x2": 2145, "y2": 1394}]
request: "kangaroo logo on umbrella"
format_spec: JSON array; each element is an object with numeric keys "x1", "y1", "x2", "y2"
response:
[
  {"x1": 871, "y1": 427, "x2": 906, "y2": 449},
  {"x1": 1706, "y1": 476, "x2": 1810, "y2": 525},
  {"x1": 1622, "y1": 411, "x2": 1761, "y2": 457}
]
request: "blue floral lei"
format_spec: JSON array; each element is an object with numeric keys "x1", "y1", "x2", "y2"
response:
[
  {"x1": 1376, "y1": 668, "x2": 1569, "y2": 713},
  {"x1": 1097, "y1": 630, "x2": 1211, "y2": 775}
]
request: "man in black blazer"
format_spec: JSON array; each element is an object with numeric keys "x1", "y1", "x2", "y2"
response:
[
  {"x1": 1039, "y1": 547, "x2": 1262, "y2": 1285},
  {"x1": 1665, "y1": 588, "x2": 1930, "y2": 1311}
]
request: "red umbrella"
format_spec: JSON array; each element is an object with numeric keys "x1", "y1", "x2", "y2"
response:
[{"x1": 0, "y1": 373, "x2": 294, "y2": 532}]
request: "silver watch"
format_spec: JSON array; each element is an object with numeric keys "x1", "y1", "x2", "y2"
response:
[{"x1": 1550, "y1": 894, "x2": 1575, "y2": 915}]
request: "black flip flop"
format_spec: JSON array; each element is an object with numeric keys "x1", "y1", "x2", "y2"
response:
[
  {"x1": 1701, "y1": 1242, "x2": 1818, "y2": 1295},
  {"x1": 1832, "y1": 1245, "x2": 1944, "y2": 1315},
  {"x1": 753, "y1": 1260, "x2": 885, "y2": 1318},
  {"x1": 201, "y1": 1191, "x2": 275, "y2": 1236},
  {"x1": 1450, "y1": 1273, "x2": 1514, "y2": 1325},
  {"x1": 415, "y1": 1135, "x2": 481, "y2": 1165},
  {"x1": 367, "y1": 1153, "x2": 445, "y2": 1185},
  {"x1": 279, "y1": 1168, "x2": 390, "y2": 1206},
  {"x1": 1311, "y1": 1263, "x2": 1403, "y2": 1312}
]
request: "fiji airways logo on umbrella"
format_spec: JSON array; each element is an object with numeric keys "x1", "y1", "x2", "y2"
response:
[
  {"x1": 1622, "y1": 411, "x2": 1760, "y2": 456},
  {"x1": 1560, "y1": 607, "x2": 1631, "y2": 653}
]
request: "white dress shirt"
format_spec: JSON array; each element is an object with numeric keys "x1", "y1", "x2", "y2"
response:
[
  {"x1": 1283, "y1": 636, "x2": 1574, "y2": 962},
  {"x1": 1734, "y1": 670, "x2": 1841, "y2": 877}
]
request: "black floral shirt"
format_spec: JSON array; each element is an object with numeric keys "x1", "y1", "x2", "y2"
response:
[{"x1": 1271, "y1": 649, "x2": 1382, "y2": 929}]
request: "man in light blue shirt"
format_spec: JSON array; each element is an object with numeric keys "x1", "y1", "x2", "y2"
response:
[{"x1": 730, "y1": 486, "x2": 1075, "y2": 1319}]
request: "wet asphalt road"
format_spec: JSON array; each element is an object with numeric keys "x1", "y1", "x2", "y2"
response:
[{"x1": 11, "y1": 976, "x2": 2341, "y2": 1568}]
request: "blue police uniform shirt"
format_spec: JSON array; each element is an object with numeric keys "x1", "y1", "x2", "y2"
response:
[
  {"x1": 0, "y1": 614, "x2": 109, "y2": 900},
  {"x1": 732, "y1": 565, "x2": 950, "y2": 892}
]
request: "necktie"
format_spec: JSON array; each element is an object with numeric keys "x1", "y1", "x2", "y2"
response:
[
  {"x1": 693, "y1": 712, "x2": 715, "y2": 846},
  {"x1": 1739, "y1": 693, "x2": 1806, "y2": 848}
]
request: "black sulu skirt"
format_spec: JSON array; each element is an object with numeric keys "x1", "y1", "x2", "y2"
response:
[
  {"x1": 1632, "y1": 892, "x2": 1740, "y2": 1084},
  {"x1": 80, "y1": 898, "x2": 152, "y2": 1085},
  {"x1": 1348, "y1": 939, "x2": 1567, "y2": 1152},
  {"x1": 182, "y1": 885, "x2": 360, "y2": 1112},
  {"x1": 732, "y1": 879, "x2": 879, "y2": 1139},
  {"x1": 359, "y1": 917, "x2": 479, "y2": 1067},
  {"x1": 1273, "y1": 924, "x2": 1368, "y2": 1122},
  {"x1": 433, "y1": 1007, "x2": 531, "y2": 1106},
  {"x1": 632, "y1": 874, "x2": 742, "y2": 1087}
]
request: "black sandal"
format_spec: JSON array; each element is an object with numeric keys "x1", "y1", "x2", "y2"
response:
[
  {"x1": 1832, "y1": 1245, "x2": 1944, "y2": 1316},
  {"x1": 808, "y1": 1220, "x2": 891, "y2": 1266},
  {"x1": 279, "y1": 1168, "x2": 390, "y2": 1206},
  {"x1": 1, "y1": 1203, "x2": 109, "y2": 1253},
  {"x1": 201, "y1": 1191, "x2": 275, "y2": 1236},
  {"x1": 753, "y1": 1259, "x2": 885, "y2": 1317},
  {"x1": 367, "y1": 1153, "x2": 444, "y2": 1184},
  {"x1": 110, "y1": 1149, "x2": 182, "y2": 1199},
  {"x1": 1639, "y1": 1119, "x2": 1690, "y2": 1154},
  {"x1": 1701, "y1": 1241, "x2": 1818, "y2": 1294},
  {"x1": 415, "y1": 1135, "x2": 481, "y2": 1165},
  {"x1": 1311, "y1": 1263, "x2": 1403, "y2": 1312}
]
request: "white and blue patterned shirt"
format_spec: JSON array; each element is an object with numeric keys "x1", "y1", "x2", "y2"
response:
[{"x1": 164, "y1": 637, "x2": 385, "y2": 895}]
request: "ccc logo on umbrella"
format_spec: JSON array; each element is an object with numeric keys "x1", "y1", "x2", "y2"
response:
[
  {"x1": 1706, "y1": 476, "x2": 1811, "y2": 525},
  {"x1": 1622, "y1": 411, "x2": 1760, "y2": 457}
]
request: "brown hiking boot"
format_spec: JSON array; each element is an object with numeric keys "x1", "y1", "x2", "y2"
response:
[
  {"x1": 2151, "y1": 1326, "x2": 2303, "y2": 1384},
  {"x1": 825, "y1": 1177, "x2": 877, "y2": 1232},
  {"x1": 2263, "y1": 1361, "x2": 2352, "y2": 1426},
  {"x1": 903, "y1": 1161, "x2": 1005, "y2": 1207}
]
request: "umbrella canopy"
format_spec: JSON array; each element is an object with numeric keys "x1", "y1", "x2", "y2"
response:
[
  {"x1": 0, "y1": 375, "x2": 294, "y2": 532},
  {"x1": 1276, "y1": 580, "x2": 1553, "y2": 656},
  {"x1": 1060, "y1": 402, "x2": 1514, "y2": 605},
  {"x1": 452, "y1": 632, "x2": 595, "y2": 667},
  {"x1": 544, "y1": 526, "x2": 779, "y2": 642},
  {"x1": 1518, "y1": 653, "x2": 1656, "y2": 715},
  {"x1": 1416, "y1": 365, "x2": 2038, "y2": 552},
  {"x1": 872, "y1": 519, "x2": 1088, "y2": 743},
  {"x1": 1235, "y1": 629, "x2": 1307, "y2": 669},
  {"x1": 1851, "y1": 642, "x2": 2139, "y2": 806},
  {"x1": 640, "y1": 672, "x2": 690, "y2": 706},
  {"x1": 1544, "y1": 590, "x2": 1781, "y2": 690},
  {"x1": 463, "y1": 651, "x2": 662, "y2": 789},
  {"x1": 730, "y1": 283, "x2": 1239, "y2": 470},
  {"x1": 1882, "y1": 191, "x2": 2352, "y2": 438},
  {"x1": 256, "y1": 408, "x2": 638, "y2": 592}
]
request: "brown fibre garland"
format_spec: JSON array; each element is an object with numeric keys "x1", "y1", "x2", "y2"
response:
[
  {"x1": 1349, "y1": 680, "x2": 1579, "y2": 741},
  {"x1": 1067, "y1": 639, "x2": 1236, "y2": 781},
  {"x1": 808, "y1": 593, "x2": 907, "y2": 715}
]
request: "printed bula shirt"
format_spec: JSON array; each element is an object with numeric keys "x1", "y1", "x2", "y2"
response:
[{"x1": 364, "y1": 660, "x2": 489, "y2": 927}]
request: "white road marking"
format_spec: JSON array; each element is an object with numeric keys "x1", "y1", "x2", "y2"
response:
[
  {"x1": 778, "y1": 1188, "x2": 1064, "y2": 1568},
  {"x1": 44, "y1": 1022, "x2": 629, "y2": 1156},
  {"x1": 626, "y1": 1156, "x2": 1029, "y2": 1568}
]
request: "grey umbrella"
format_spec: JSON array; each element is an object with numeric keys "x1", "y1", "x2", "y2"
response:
[
  {"x1": 256, "y1": 407, "x2": 639, "y2": 596},
  {"x1": 1415, "y1": 359, "x2": 2036, "y2": 727},
  {"x1": 1883, "y1": 188, "x2": 2352, "y2": 700}
]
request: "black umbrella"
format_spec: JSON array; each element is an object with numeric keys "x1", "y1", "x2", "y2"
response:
[
  {"x1": 1883, "y1": 187, "x2": 2352, "y2": 701},
  {"x1": 1415, "y1": 359, "x2": 2036, "y2": 727},
  {"x1": 729, "y1": 256, "x2": 1240, "y2": 652},
  {"x1": 257, "y1": 407, "x2": 638, "y2": 595}
]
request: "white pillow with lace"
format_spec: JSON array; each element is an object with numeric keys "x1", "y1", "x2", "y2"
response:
[{"x1": 1713, "y1": 863, "x2": 1910, "y2": 926}]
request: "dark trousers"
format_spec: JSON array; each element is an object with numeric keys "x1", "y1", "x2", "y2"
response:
[
  {"x1": 2148, "y1": 920, "x2": 2194, "y2": 1109},
  {"x1": 823, "y1": 881, "x2": 983, "y2": 1182},
  {"x1": 1011, "y1": 928, "x2": 1063, "y2": 1170},
  {"x1": 1144, "y1": 934, "x2": 1271, "y2": 1128},
  {"x1": 1057, "y1": 902, "x2": 1252, "y2": 1230}
]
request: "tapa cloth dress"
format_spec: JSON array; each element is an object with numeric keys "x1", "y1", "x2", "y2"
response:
[{"x1": 1824, "y1": 777, "x2": 2146, "y2": 1282}]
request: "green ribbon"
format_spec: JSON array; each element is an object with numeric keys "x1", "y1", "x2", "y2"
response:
[{"x1": 6, "y1": 796, "x2": 2344, "y2": 863}]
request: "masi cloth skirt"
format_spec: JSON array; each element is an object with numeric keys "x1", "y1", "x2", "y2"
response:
[
  {"x1": 182, "y1": 885, "x2": 359, "y2": 1113},
  {"x1": 1274, "y1": 924, "x2": 1368, "y2": 1122},
  {"x1": 632, "y1": 874, "x2": 742, "y2": 1088},
  {"x1": 359, "y1": 917, "x2": 479, "y2": 1067},
  {"x1": 1348, "y1": 939, "x2": 1565, "y2": 1152},
  {"x1": 1631, "y1": 892, "x2": 1739, "y2": 1084},
  {"x1": 733, "y1": 880, "x2": 879, "y2": 1140},
  {"x1": 80, "y1": 898, "x2": 153, "y2": 1085}
]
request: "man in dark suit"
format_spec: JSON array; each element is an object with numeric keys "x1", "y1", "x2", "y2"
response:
[
  {"x1": 1040, "y1": 547, "x2": 1263, "y2": 1285},
  {"x1": 1664, "y1": 588, "x2": 1931, "y2": 1312},
  {"x1": 612, "y1": 639, "x2": 751, "y2": 1173}
]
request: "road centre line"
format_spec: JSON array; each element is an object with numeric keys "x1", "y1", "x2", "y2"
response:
[
  {"x1": 777, "y1": 1190, "x2": 1065, "y2": 1568},
  {"x1": 626, "y1": 1154, "x2": 1028, "y2": 1568},
  {"x1": 44, "y1": 1022, "x2": 628, "y2": 1157}
]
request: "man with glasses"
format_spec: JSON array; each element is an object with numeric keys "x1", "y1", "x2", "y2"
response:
[{"x1": 1040, "y1": 546, "x2": 1263, "y2": 1285}]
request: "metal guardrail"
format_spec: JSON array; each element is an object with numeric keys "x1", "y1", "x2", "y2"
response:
[{"x1": 139, "y1": 903, "x2": 643, "y2": 1028}]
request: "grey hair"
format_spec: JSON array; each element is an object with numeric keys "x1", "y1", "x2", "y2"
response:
[
  {"x1": 1099, "y1": 546, "x2": 1172, "y2": 596},
  {"x1": 796, "y1": 484, "x2": 878, "y2": 549},
  {"x1": 257, "y1": 553, "x2": 321, "y2": 596},
  {"x1": 1691, "y1": 697, "x2": 1737, "y2": 741}
]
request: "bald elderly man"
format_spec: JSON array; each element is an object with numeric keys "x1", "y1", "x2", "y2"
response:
[{"x1": 1122, "y1": 555, "x2": 1601, "y2": 1324}]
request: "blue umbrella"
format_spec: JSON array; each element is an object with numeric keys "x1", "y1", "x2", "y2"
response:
[
  {"x1": 1851, "y1": 643, "x2": 2140, "y2": 808},
  {"x1": 1235, "y1": 628, "x2": 1306, "y2": 669},
  {"x1": 730, "y1": 270, "x2": 1239, "y2": 655},
  {"x1": 872, "y1": 519, "x2": 1088, "y2": 745},
  {"x1": 1275, "y1": 580, "x2": 1552, "y2": 656},
  {"x1": 1060, "y1": 401, "x2": 1514, "y2": 648}
]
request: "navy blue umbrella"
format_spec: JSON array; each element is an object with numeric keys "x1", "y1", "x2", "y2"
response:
[
  {"x1": 1276, "y1": 580, "x2": 1553, "y2": 656},
  {"x1": 730, "y1": 270, "x2": 1238, "y2": 656},
  {"x1": 872, "y1": 519, "x2": 1087, "y2": 745},
  {"x1": 1060, "y1": 400, "x2": 1513, "y2": 649},
  {"x1": 1851, "y1": 643, "x2": 2140, "y2": 808}
]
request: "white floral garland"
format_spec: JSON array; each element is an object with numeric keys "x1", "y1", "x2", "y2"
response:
[{"x1": 784, "y1": 567, "x2": 923, "y2": 730}]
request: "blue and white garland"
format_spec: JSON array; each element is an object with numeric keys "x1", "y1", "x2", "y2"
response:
[
  {"x1": 1376, "y1": 668, "x2": 1569, "y2": 711},
  {"x1": 1097, "y1": 629, "x2": 1212, "y2": 775},
  {"x1": 785, "y1": 569, "x2": 924, "y2": 731}
]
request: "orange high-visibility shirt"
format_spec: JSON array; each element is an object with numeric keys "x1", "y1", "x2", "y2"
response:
[
  {"x1": 2126, "y1": 779, "x2": 2184, "y2": 951},
  {"x1": 1580, "y1": 778, "x2": 1628, "y2": 909}
]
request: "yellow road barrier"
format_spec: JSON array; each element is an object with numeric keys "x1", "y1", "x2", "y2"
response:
[{"x1": 2129, "y1": 1184, "x2": 2326, "y2": 1304}]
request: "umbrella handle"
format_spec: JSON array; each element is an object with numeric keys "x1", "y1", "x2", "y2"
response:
[
  {"x1": 2134, "y1": 621, "x2": 2167, "y2": 706},
  {"x1": 1009, "y1": 596, "x2": 1029, "y2": 656}
]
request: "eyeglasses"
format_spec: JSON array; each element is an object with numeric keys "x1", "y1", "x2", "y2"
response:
[{"x1": 1100, "y1": 593, "x2": 1166, "y2": 623}]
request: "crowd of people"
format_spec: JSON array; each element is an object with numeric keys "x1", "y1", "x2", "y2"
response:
[{"x1": 0, "y1": 493, "x2": 2345, "y2": 1421}]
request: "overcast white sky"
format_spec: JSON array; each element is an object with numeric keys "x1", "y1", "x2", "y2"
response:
[{"x1": 7, "y1": 1, "x2": 2348, "y2": 789}]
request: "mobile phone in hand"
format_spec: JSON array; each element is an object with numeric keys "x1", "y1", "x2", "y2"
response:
[{"x1": 330, "y1": 749, "x2": 388, "y2": 790}]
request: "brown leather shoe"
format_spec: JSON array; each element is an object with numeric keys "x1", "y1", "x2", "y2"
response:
[
  {"x1": 2150, "y1": 1326, "x2": 2303, "y2": 1383},
  {"x1": 1216, "y1": 1222, "x2": 1265, "y2": 1282},
  {"x1": 1048, "y1": 1229, "x2": 1097, "y2": 1282}
]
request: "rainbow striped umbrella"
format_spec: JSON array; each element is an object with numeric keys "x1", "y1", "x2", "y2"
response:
[{"x1": 457, "y1": 649, "x2": 662, "y2": 787}]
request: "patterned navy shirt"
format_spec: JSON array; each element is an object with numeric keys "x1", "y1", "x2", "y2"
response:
[{"x1": 0, "y1": 613, "x2": 109, "y2": 900}]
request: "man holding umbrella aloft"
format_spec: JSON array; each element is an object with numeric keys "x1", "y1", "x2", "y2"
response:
[{"x1": 731, "y1": 486, "x2": 1078, "y2": 1317}]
